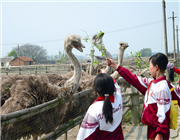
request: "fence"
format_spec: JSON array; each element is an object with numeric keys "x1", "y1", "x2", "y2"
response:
[
  {"x1": 1, "y1": 77, "x2": 143, "y2": 140},
  {"x1": 0, "y1": 64, "x2": 76, "y2": 76}
]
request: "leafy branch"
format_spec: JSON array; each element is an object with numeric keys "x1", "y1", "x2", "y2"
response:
[
  {"x1": 82, "y1": 30, "x2": 106, "y2": 65},
  {"x1": 130, "y1": 51, "x2": 149, "y2": 69}
]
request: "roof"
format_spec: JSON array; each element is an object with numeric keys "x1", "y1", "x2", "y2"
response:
[
  {"x1": 14, "y1": 57, "x2": 34, "y2": 62},
  {"x1": 0, "y1": 57, "x2": 13, "y2": 62}
]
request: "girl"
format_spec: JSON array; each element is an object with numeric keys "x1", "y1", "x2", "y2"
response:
[
  {"x1": 107, "y1": 53, "x2": 175, "y2": 140},
  {"x1": 166, "y1": 62, "x2": 180, "y2": 103},
  {"x1": 77, "y1": 72, "x2": 124, "y2": 140},
  {"x1": 167, "y1": 62, "x2": 180, "y2": 85}
]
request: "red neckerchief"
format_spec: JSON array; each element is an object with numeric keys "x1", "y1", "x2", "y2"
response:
[{"x1": 96, "y1": 95, "x2": 115, "y2": 103}]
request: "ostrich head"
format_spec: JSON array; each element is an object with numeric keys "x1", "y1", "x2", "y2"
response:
[
  {"x1": 92, "y1": 32, "x2": 104, "y2": 46},
  {"x1": 64, "y1": 34, "x2": 85, "y2": 53},
  {"x1": 119, "y1": 42, "x2": 129, "y2": 51},
  {"x1": 118, "y1": 41, "x2": 129, "y2": 66}
]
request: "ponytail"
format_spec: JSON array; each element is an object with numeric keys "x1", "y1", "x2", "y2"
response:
[
  {"x1": 103, "y1": 94, "x2": 113, "y2": 124},
  {"x1": 94, "y1": 73, "x2": 115, "y2": 124},
  {"x1": 169, "y1": 69, "x2": 174, "y2": 82}
]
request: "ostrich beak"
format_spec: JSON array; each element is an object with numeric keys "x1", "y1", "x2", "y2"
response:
[
  {"x1": 74, "y1": 42, "x2": 85, "y2": 52},
  {"x1": 119, "y1": 43, "x2": 129, "y2": 49}
]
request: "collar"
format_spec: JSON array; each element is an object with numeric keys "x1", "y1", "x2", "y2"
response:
[
  {"x1": 153, "y1": 76, "x2": 166, "y2": 83},
  {"x1": 96, "y1": 95, "x2": 114, "y2": 103}
]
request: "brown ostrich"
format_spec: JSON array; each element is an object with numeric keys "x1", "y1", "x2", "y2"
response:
[
  {"x1": 87, "y1": 32, "x2": 115, "y2": 75},
  {"x1": 1, "y1": 34, "x2": 94, "y2": 140}
]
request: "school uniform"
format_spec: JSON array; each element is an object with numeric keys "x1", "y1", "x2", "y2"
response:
[
  {"x1": 76, "y1": 82, "x2": 124, "y2": 140},
  {"x1": 116, "y1": 66, "x2": 173, "y2": 140},
  {"x1": 173, "y1": 67, "x2": 180, "y2": 75}
]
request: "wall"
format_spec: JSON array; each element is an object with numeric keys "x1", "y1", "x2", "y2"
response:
[{"x1": 11, "y1": 58, "x2": 24, "y2": 66}]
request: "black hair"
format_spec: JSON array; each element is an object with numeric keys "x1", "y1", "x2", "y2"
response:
[
  {"x1": 93, "y1": 73, "x2": 116, "y2": 124},
  {"x1": 149, "y1": 53, "x2": 174, "y2": 82}
]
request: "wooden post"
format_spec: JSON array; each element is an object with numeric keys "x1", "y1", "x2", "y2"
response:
[
  {"x1": 6, "y1": 67, "x2": 8, "y2": 75},
  {"x1": 130, "y1": 85, "x2": 140, "y2": 124},
  {"x1": 176, "y1": 25, "x2": 179, "y2": 64},
  {"x1": 35, "y1": 66, "x2": 37, "y2": 75},
  {"x1": 19, "y1": 66, "x2": 21, "y2": 75},
  {"x1": 46, "y1": 66, "x2": 48, "y2": 73},
  {"x1": 64, "y1": 132, "x2": 67, "y2": 140}
]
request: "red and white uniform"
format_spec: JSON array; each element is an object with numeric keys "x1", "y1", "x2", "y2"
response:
[
  {"x1": 173, "y1": 66, "x2": 180, "y2": 75},
  {"x1": 76, "y1": 81, "x2": 124, "y2": 140},
  {"x1": 173, "y1": 66, "x2": 180, "y2": 86},
  {"x1": 116, "y1": 66, "x2": 178, "y2": 140}
]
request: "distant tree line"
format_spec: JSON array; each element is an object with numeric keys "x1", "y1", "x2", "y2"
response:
[{"x1": 7, "y1": 43, "x2": 69, "y2": 63}]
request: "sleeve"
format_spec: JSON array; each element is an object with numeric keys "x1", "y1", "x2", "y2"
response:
[
  {"x1": 173, "y1": 67, "x2": 180, "y2": 75},
  {"x1": 76, "y1": 105, "x2": 99, "y2": 140},
  {"x1": 116, "y1": 66, "x2": 153, "y2": 95},
  {"x1": 156, "y1": 84, "x2": 171, "y2": 135}
]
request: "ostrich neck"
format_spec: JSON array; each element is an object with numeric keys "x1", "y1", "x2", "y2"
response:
[
  {"x1": 118, "y1": 48, "x2": 125, "y2": 66},
  {"x1": 90, "y1": 50, "x2": 95, "y2": 75},
  {"x1": 65, "y1": 47, "x2": 82, "y2": 87},
  {"x1": 98, "y1": 44, "x2": 113, "y2": 74},
  {"x1": 111, "y1": 48, "x2": 125, "y2": 80}
]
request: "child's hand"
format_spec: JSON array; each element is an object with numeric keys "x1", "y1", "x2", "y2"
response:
[
  {"x1": 100, "y1": 69, "x2": 106, "y2": 73},
  {"x1": 106, "y1": 58, "x2": 118, "y2": 69}
]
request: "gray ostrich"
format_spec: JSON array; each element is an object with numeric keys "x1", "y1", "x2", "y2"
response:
[{"x1": 1, "y1": 34, "x2": 88, "y2": 140}]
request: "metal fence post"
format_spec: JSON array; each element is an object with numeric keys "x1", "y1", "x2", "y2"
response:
[{"x1": 130, "y1": 85, "x2": 141, "y2": 124}]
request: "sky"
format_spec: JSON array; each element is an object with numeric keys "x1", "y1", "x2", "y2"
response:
[{"x1": 0, "y1": 0, "x2": 180, "y2": 59}]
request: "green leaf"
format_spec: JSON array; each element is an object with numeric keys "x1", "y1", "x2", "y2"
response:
[
  {"x1": 83, "y1": 38, "x2": 89, "y2": 43},
  {"x1": 101, "y1": 52, "x2": 105, "y2": 56},
  {"x1": 97, "y1": 31, "x2": 104, "y2": 38}
]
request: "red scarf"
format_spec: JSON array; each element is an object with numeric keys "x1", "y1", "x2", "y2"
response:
[{"x1": 96, "y1": 95, "x2": 115, "y2": 103}]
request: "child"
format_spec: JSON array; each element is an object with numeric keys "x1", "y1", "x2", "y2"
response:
[
  {"x1": 167, "y1": 62, "x2": 180, "y2": 85},
  {"x1": 107, "y1": 53, "x2": 174, "y2": 140},
  {"x1": 77, "y1": 72, "x2": 124, "y2": 140}
]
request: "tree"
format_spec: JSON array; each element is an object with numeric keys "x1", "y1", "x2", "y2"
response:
[
  {"x1": 138, "y1": 48, "x2": 152, "y2": 57},
  {"x1": 12, "y1": 44, "x2": 47, "y2": 61},
  {"x1": 57, "y1": 50, "x2": 69, "y2": 63},
  {"x1": 8, "y1": 50, "x2": 17, "y2": 58}
]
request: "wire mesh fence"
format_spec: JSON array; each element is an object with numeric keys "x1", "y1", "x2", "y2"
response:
[
  {"x1": 1, "y1": 85, "x2": 143, "y2": 140},
  {"x1": 1, "y1": 88, "x2": 97, "y2": 140}
]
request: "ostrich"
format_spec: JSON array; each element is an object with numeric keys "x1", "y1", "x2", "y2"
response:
[
  {"x1": 87, "y1": 49, "x2": 103, "y2": 75},
  {"x1": 91, "y1": 32, "x2": 114, "y2": 75},
  {"x1": 0, "y1": 34, "x2": 87, "y2": 139},
  {"x1": 111, "y1": 42, "x2": 129, "y2": 80}
]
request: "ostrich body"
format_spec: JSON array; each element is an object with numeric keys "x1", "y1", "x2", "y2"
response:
[{"x1": 0, "y1": 34, "x2": 86, "y2": 140}]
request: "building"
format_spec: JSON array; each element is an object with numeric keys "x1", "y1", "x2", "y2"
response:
[
  {"x1": 0, "y1": 57, "x2": 14, "y2": 67},
  {"x1": 11, "y1": 57, "x2": 34, "y2": 66}
]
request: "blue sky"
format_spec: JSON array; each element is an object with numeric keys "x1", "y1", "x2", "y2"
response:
[{"x1": 1, "y1": 0, "x2": 179, "y2": 58}]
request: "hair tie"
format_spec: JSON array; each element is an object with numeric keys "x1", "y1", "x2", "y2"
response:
[
  {"x1": 105, "y1": 94, "x2": 109, "y2": 97},
  {"x1": 167, "y1": 62, "x2": 173, "y2": 69}
]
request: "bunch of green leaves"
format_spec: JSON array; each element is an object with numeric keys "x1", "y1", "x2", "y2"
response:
[
  {"x1": 130, "y1": 51, "x2": 149, "y2": 69},
  {"x1": 82, "y1": 30, "x2": 106, "y2": 65}
]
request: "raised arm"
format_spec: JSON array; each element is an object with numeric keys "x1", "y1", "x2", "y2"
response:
[{"x1": 107, "y1": 58, "x2": 152, "y2": 95}]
